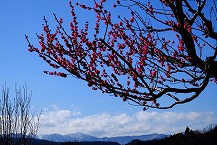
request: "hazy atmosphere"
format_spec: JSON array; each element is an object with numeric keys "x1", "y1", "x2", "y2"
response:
[{"x1": 0, "y1": 0, "x2": 217, "y2": 138}]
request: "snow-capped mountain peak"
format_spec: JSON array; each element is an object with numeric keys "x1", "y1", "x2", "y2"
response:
[{"x1": 38, "y1": 132, "x2": 168, "y2": 144}]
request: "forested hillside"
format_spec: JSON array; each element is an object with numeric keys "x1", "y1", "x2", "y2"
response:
[{"x1": 127, "y1": 125, "x2": 217, "y2": 145}]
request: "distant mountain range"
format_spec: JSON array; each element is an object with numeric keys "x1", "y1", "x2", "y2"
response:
[{"x1": 38, "y1": 132, "x2": 168, "y2": 144}]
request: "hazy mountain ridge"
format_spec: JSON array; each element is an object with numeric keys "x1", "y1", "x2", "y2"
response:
[{"x1": 38, "y1": 132, "x2": 167, "y2": 144}]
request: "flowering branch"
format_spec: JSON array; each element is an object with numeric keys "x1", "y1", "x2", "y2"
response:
[{"x1": 26, "y1": 0, "x2": 217, "y2": 110}]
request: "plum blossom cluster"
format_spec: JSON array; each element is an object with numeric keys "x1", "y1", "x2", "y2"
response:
[{"x1": 26, "y1": 0, "x2": 217, "y2": 109}]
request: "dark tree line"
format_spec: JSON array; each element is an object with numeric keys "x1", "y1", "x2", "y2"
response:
[
  {"x1": 61, "y1": 141, "x2": 120, "y2": 145},
  {"x1": 127, "y1": 125, "x2": 217, "y2": 145}
]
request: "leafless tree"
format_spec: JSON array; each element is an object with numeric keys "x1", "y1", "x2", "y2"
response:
[{"x1": 0, "y1": 85, "x2": 41, "y2": 145}]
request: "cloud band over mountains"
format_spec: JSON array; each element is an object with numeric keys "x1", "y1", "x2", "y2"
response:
[{"x1": 38, "y1": 107, "x2": 217, "y2": 138}]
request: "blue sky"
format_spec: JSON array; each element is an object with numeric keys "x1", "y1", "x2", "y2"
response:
[{"x1": 0, "y1": 0, "x2": 217, "y2": 137}]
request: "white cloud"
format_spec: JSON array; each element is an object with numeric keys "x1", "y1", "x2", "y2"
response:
[{"x1": 38, "y1": 109, "x2": 217, "y2": 138}]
